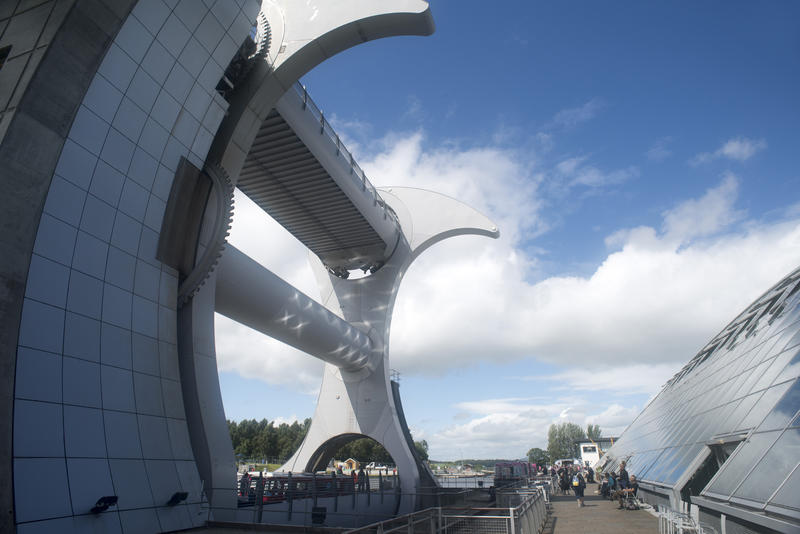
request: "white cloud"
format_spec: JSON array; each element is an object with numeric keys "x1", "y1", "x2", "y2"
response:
[
  {"x1": 646, "y1": 136, "x2": 672, "y2": 161},
  {"x1": 403, "y1": 95, "x2": 422, "y2": 119},
  {"x1": 376, "y1": 134, "x2": 799, "y2": 375},
  {"x1": 214, "y1": 131, "x2": 800, "y2": 459},
  {"x1": 661, "y1": 172, "x2": 744, "y2": 243},
  {"x1": 554, "y1": 155, "x2": 638, "y2": 191},
  {"x1": 429, "y1": 395, "x2": 638, "y2": 459},
  {"x1": 551, "y1": 98, "x2": 605, "y2": 128},
  {"x1": 690, "y1": 136, "x2": 766, "y2": 165},
  {"x1": 524, "y1": 363, "x2": 683, "y2": 396},
  {"x1": 586, "y1": 404, "x2": 642, "y2": 437},
  {"x1": 272, "y1": 415, "x2": 302, "y2": 426}
]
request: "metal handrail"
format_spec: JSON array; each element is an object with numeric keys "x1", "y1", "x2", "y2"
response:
[{"x1": 291, "y1": 82, "x2": 399, "y2": 228}]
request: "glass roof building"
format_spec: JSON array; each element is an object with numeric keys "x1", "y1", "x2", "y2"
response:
[{"x1": 599, "y1": 266, "x2": 800, "y2": 534}]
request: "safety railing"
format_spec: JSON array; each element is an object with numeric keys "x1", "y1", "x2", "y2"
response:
[
  {"x1": 657, "y1": 506, "x2": 719, "y2": 534},
  {"x1": 291, "y1": 82, "x2": 398, "y2": 226},
  {"x1": 200, "y1": 481, "x2": 479, "y2": 531},
  {"x1": 346, "y1": 485, "x2": 548, "y2": 534}
]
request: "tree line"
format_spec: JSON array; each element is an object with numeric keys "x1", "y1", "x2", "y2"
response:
[
  {"x1": 228, "y1": 418, "x2": 429, "y2": 465},
  {"x1": 527, "y1": 422, "x2": 602, "y2": 465},
  {"x1": 228, "y1": 418, "x2": 312, "y2": 463}
]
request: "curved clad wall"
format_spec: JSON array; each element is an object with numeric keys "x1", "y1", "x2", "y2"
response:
[{"x1": 12, "y1": 0, "x2": 259, "y2": 531}]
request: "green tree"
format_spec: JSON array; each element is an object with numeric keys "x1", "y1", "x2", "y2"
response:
[
  {"x1": 334, "y1": 437, "x2": 393, "y2": 464},
  {"x1": 547, "y1": 422, "x2": 586, "y2": 461},
  {"x1": 587, "y1": 424, "x2": 602, "y2": 440},
  {"x1": 414, "y1": 440, "x2": 429, "y2": 461},
  {"x1": 527, "y1": 447, "x2": 549, "y2": 465}
]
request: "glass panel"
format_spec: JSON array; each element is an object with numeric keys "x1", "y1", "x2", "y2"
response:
[
  {"x1": 751, "y1": 350, "x2": 797, "y2": 392},
  {"x1": 739, "y1": 360, "x2": 773, "y2": 396},
  {"x1": 783, "y1": 328, "x2": 800, "y2": 352},
  {"x1": 737, "y1": 381, "x2": 794, "y2": 430},
  {"x1": 704, "y1": 431, "x2": 781, "y2": 497},
  {"x1": 724, "y1": 392, "x2": 762, "y2": 432},
  {"x1": 639, "y1": 449, "x2": 667, "y2": 480},
  {"x1": 663, "y1": 443, "x2": 705, "y2": 484},
  {"x1": 770, "y1": 466, "x2": 800, "y2": 510},
  {"x1": 733, "y1": 427, "x2": 800, "y2": 503},
  {"x1": 757, "y1": 379, "x2": 800, "y2": 432},
  {"x1": 708, "y1": 402, "x2": 738, "y2": 437},
  {"x1": 772, "y1": 348, "x2": 800, "y2": 385},
  {"x1": 645, "y1": 447, "x2": 680, "y2": 482}
]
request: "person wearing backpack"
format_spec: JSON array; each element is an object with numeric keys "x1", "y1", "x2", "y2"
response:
[{"x1": 573, "y1": 470, "x2": 586, "y2": 507}]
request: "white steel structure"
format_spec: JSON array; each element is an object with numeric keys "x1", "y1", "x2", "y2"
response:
[{"x1": 0, "y1": 0, "x2": 503, "y2": 532}]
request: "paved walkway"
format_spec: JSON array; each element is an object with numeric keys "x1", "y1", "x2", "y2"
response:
[{"x1": 543, "y1": 483, "x2": 658, "y2": 534}]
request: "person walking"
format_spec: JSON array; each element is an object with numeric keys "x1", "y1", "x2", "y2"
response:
[
  {"x1": 574, "y1": 470, "x2": 586, "y2": 507},
  {"x1": 358, "y1": 466, "x2": 367, "y2": 493}
]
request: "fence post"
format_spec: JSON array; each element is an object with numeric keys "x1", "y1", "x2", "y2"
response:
[
  {"x1": 509, "y1": 507, "x2": 515, "y2": 534},
  {"x1": 379, "y1": 471, "x2": 384, "y2": 504},
  {"x1": 332, "y1": 471, "x2": 338, "y2": 512},
  {"x1": 313, "y1": 472, "x2": 318, "y2": 508},
  {"x1": 255, "y1": 474, "x2": 264, "y2": 523},
  {"x1": 287, "y1": 472, "x2": 293, "y2": 522}
]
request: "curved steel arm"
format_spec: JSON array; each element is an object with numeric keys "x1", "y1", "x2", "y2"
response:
[{"x1": 378, "y1": 186, "x2": 500, "y2": 260}]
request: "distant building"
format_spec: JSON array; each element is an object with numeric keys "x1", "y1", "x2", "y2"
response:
[
  {"x1": 576, "y1": 437, "x2": 617, "y2": 467},
  {"x1": 341, "y1": 458, "x2": 360, "y2": 472},
  {"x1": 599, "y1": 266, "x2": 800, "y2": 534}
]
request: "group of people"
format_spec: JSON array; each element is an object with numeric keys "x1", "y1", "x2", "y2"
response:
[
  {"x1": 550, "y1": 461, "x2": 639, "y2": 510},
  {"x1": 599, "y1": 461, "x2": 639, "y2": 509},
  {"x1": 553, "y1": 464, "x2": 591, "y2": 507}
]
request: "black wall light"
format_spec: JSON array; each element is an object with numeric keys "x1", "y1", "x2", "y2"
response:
[
  {"x1": 167, "y1": 491, "x2": 189, "y2": 506},
  {"x1": 91, "y1": 496, "x2": 118, "y2": 514}
]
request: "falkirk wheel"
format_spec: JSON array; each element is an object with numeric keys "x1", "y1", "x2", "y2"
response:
[{"x1": 0, "y1": 0, "x2": 498, "y2": 531}]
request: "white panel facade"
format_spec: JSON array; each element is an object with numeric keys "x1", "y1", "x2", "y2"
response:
[{"x1": 12, "y1": 0, "x2": 260, "y2": 531}]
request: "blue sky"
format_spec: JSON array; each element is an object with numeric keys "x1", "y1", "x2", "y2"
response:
[{"x1": 216, "y1": 1, "x2": 800, "y2": 460}]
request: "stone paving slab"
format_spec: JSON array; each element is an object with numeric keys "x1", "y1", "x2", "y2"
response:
[{"x1": 544, "y1": 483, "x2": 658, "y2": 534}]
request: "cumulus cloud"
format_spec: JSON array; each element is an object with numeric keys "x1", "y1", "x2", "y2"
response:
[
  {"x1": 214, "y1": 129, "x2": 799, "y2": 458},
  {"x1": 217, "y1": 130, "x2": 800, "y2": 383},
  {"x1": 661, "y1": 173, "x2": 744, "y2": 243},
  {"x1": 690, "y1": 136, "x2": 767, "y2": 165},
  {"x1": 377, "y1": 135, "x2": 800, "y2": 375},
  {"x1": 429, "y1": 395, "x2": 642, "y2": 458}
]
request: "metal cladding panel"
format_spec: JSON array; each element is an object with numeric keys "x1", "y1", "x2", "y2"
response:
[
  {"x1": 239, "y1": 110, "x2": 388, "y2": 268},
  {"x1": 599, "y1": 266, "x2": 800, "y2": 527}
]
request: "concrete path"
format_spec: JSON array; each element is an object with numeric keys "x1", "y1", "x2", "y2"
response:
[{"x1": 543, "y1": 483, "x2": 658, "y2": 534}]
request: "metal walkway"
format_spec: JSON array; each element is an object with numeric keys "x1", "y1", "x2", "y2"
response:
[
  {"x1": 238, "y1": 83, "x2": 401, "y2": 275},
  {"x1": 545, "y1": 484, "x2": 658, "y2": 534}
]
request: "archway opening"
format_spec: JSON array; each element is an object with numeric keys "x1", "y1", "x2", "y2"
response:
[{"x1": 305, "y1": 434, "x2": 400, "y2": 478}]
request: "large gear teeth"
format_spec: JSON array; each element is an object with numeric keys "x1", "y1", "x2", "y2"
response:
[{"x1": 177, "y1": 163, "x2": 235, "y2": 308}]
